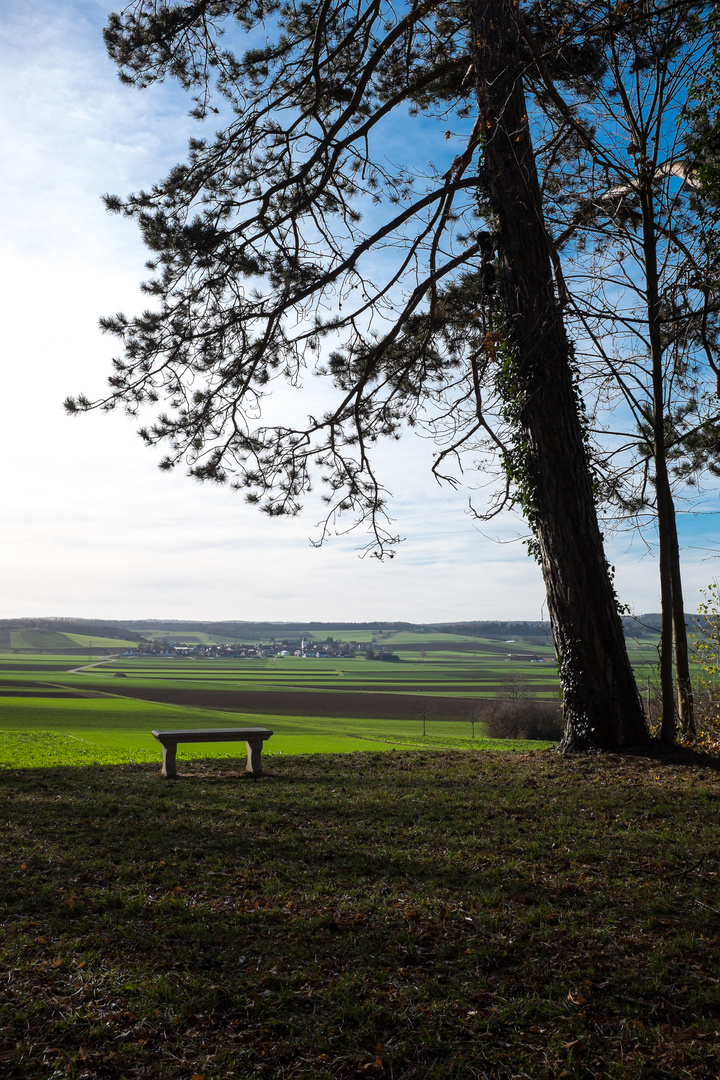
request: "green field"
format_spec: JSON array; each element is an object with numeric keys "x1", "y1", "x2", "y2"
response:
[
  {"x1": 0, "y1": 696, "x2": 550, "y2": 769},
  {"x1": 0, "y1": 696, "x2": 539, "y2": 769},
  {"x1": 8, "y1": 629, "x2": 139, "y2": 650},
  {"x1": 64, "y1": 632, "x2": 138, "y2": 648},
  {"x1": 140, "y1": 629, "x2": 249, "y2": 645},
  {"x1": 0, "y1": 643, "x2": 565, "y2": 767},
  {"x1": 0, "y1": 628, "x2": 666, "y2": 769}
]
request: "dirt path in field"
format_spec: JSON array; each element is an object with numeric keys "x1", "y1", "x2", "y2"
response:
[{"x1": 67, "y1": 657, "x2": 120, "y2": 674}]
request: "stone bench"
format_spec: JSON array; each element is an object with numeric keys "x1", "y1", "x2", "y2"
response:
[{"x1": 151, "y1": 727, "x2": 273, "y2": 778}]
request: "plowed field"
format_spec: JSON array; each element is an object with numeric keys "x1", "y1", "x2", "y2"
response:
[{"x1": 95, "y1": 684, "x2": 494, "y2": 720}]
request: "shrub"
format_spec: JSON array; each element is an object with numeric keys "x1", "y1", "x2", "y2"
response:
[
  {"x1": 690, "y1": 583, "x2": 720, "y2": 750},
  {"x1": 684, "y1": 692, "x2": 720, "y2": 753},
  {"x1": 485, "y1": 699, "x2": 563, "y2": 742}
]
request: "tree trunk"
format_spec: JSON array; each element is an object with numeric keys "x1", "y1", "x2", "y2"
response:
[
  {"x1": 470, "y1": 0, "x2": 649, "y2": 751},
  {"x1": 671, "y1": 529, "x2": 696, "y2": 739},
  {"x1": 637, "y1": 178, "x2": 696, "y2": 743},
  {"x1": 654, "y1": 410, "x2": 695, "y2": 740},
  {"x1": 655, "y1": 459, "x2": 678, "y2": 744}
]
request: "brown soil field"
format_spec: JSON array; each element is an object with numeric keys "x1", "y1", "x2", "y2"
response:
[
  {"x1": 0, "y1": 680, "x2": 57, "y2": 689},
  {"x1": 80, "y1": 684, "x2": 501, "y2": 721},
  {"x1": 253, "y1": 682, "x2": 551, "y2": 693},
  {"x1": 0, "y1": 663, "x2": 77, "y2": 672},
  {"x1": 0, "y1": 691, "x2": 93, "y2": 698}
]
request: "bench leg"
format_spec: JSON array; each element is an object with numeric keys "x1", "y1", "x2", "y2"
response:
[
  {"x1": 245, "y1": 738, "x2": 264, "y2": 775},
  {"x1": 161, "y1": 742, "x2": 177, "y2": 779}
]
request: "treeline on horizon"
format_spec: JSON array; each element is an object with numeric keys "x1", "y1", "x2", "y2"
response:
[{"x1": 0, "y1": 614, "x2": 690, "y2": 641}]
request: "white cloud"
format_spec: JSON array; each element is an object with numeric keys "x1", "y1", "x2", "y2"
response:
[{"x1": 1, "y1": 0, "x2": 715, "y2": 624}]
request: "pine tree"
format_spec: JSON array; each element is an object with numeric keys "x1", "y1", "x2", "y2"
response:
[{"x1": 68, "y1": 0, "x2": 650, "y2": 750}]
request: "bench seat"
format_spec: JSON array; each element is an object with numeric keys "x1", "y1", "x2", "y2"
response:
[{"x1": 151, "y1": 727, "x2": 273, "y2": 778}]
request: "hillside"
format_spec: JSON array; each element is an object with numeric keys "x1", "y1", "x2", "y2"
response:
[{"x1": 0, "y1": 616, "x2": 683, "y2": 643}]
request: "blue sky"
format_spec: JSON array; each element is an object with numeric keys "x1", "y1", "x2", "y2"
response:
[{"x1": 0, "y1": 0, "x2": 718, "y2": 622}]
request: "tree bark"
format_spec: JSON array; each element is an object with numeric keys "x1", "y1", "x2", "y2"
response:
[
  {"x1": 655, "y1": 454, "x2": 678, "y2": 744},
  {"x1": 653, "y1": 450, "x2": 694, "y2": 741},
  {"x1": 470, "y1": 0, "x2": 649, "y2": 751},
  {"x1": 671, "y1": 530, "x2": 696, "y2": 739},
  {"x1": 638, "y1": 177, "x2": 696, "y2": 743}
]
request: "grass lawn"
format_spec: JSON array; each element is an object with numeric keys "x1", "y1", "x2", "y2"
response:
[{"x1": 1, "y1": 748, "x2": 719, "y2": 1078}]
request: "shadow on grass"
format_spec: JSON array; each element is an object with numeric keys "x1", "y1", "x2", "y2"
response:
[{"x1": 2, "y1": 749, "x2": 720, "y2": 1078}]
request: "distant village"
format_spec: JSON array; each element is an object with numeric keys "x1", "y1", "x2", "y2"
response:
[
  {"x1": 129, "y1": 637, "x2": 550, "y2": 663},
  {"x1": 134, "y1": 636, "x2": 371, "y2": 659}
]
